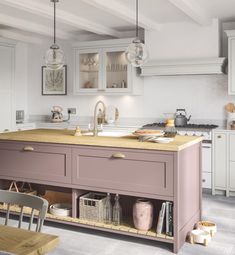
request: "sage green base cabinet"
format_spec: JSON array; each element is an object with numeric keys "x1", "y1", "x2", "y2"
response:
[
  {"x1": 73, "y1": 38, "x2": 143, "y2": 95},
  {"x1": 212, "y1": 130, "x2": 235, "y2": 196}
]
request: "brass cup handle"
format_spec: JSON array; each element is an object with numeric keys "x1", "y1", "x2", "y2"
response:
[
  {"x1": 23, "y1": 146, "x2": 34, "y2": 152},
  {"x1": 112, "y1": 153, "x2": 126, "y2": 159}
]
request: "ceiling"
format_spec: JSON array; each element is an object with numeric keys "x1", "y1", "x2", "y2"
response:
[{"x1": 0, "y1": 0, "x2": 235, "y2": 43}]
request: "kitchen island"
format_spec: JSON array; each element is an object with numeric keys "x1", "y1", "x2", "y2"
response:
[{"x1": 0, "y1": 129, "x2": 203, "y2": 253}]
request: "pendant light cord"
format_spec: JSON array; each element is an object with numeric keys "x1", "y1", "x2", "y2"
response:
[
  {"x1": 136, "y1": 0, "x2": 139, "y2": 39},
  {"x1": 54, "y1": 0, "x2": 56, "y2": 44}
]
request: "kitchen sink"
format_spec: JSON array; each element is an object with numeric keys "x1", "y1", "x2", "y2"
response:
[{"x1": 82, "y1": 131, "x2": 130, "y2": 137}]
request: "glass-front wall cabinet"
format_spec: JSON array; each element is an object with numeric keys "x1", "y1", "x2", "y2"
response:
[
  {"x1": 104, "y1": 49, "x2": 130, "y2": 93},
  {"x1": 75, "y1": 47, "x2": 132, "y2": 94},
  {"x1": 74, "y1": 40, "x2": 143, "y2": 95},
  {"x1": 75, "y1": 49, "x2": 101, "y2": 93}
]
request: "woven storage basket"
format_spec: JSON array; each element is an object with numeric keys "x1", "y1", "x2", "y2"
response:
[{"x1": 79, "y1": 192, "x2": 107, "y2": 222}]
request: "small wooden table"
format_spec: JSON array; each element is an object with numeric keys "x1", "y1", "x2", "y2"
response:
[{"x1": 0, "y1": 225, "x2": 59, "y2": 255}]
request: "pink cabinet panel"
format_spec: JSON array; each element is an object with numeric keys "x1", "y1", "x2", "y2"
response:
[
  {"x1": 72, "y1": 147, "x2": 174, "y2": 197},
  {"x1": 0, "y1": 142, "x2": 71, "y2": 183}
]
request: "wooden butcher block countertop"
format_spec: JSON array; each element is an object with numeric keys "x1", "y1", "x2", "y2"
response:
[{"x1": 0, "y1": 129, "x2": 203, "y2": 152}]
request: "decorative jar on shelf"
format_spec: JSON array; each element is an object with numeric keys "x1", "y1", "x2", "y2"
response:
[{"x1": 133, "y1": 199, "x2": 153, "y2": 231}]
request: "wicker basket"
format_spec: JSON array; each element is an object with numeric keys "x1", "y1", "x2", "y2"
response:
[{"x1": 79, "y1": 192, "x2": 107, "y2": 222}]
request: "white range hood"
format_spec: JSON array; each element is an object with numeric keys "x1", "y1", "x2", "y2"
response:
[{"x1": 141, "y1": 57, "x2": 226, "y2": 76}]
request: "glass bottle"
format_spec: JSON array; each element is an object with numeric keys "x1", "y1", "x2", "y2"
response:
[
  {"x1": 103, "y1": 193, "x2": 112, "y2": 224},
  {"x1": 164, "y1": 119, "x2": 177, "y2": 137},
  {"x1": 112, "y1": 194, "x2": 122, "y2": 226}
]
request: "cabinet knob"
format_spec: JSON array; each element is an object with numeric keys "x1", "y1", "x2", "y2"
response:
[
  {"x1": 217, "y1": 135, "x2": 222, "y2": 139},
  {"x1": 112, "y1": 153, "x2": 126, "y2": 159},
  {"x1": 23, "y1": 146, "x2": 34, "y2": 152},
  {"x1": 202, "y1": 179, "x2": 206, "y2": 183}
]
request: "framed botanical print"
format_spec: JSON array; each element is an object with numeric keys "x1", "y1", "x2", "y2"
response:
[{"x1": 42, "y1": 65, "x2": 67, "y2": 95}]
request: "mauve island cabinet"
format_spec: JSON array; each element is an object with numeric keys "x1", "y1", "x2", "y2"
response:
[{"x1": 0, "y1": 130, "x2": 202, "y2": 253}]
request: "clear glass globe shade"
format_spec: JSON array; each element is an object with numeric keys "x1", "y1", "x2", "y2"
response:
[
  {"x1": 45, "y1": 45, "x2": 65, "y2": 70},
  {"x1": 125, "y1": 40, "x2": 149, "y2": 67}
]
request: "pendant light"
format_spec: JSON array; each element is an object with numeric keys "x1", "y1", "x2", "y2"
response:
[
  {"x1": 45, "y1": 0, "x2": 65, "y2": 70},
  {"x1": 125, "y1": 0, "x2": 149, "y2": 67}
]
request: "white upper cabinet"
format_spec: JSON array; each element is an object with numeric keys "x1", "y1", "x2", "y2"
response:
[
  {"x1": 226, "y1": 30, "x2": 235, "y2": 95},
  {"x1": 0, "y1": 41, "x2": 15, "y2": 133},
  {"x1": 73, "y1": 39, "x2": 143, "y2": 95},
  {"x1": 74, "y1": 48, "x2": 102, "y2": 94}
]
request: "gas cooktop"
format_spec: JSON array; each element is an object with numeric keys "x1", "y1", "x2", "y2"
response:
[{"x1": 142, "y1": 122, "x2": 218, "y2": 130}]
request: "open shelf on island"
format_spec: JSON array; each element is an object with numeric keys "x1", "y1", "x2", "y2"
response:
[
  {"x1": 0, "y1": 204, "x2": 173, "y2": 243},
  {"x1": 0, "y1": 181, "x2": 174, "y2": 246}
]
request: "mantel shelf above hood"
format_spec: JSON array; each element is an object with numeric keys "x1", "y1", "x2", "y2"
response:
[{"x1": 140, "y1": 57, "x2": 227, "y2": 76}]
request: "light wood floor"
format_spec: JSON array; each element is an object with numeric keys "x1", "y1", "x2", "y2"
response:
[{"x1": 1, "y1": 193, "x2": 235, "y2": 255}]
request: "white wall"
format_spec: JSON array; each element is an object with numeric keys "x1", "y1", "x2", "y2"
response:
[
  {"x1": 146, "y1": 19, "x2": 220, "y2": 60},
  {"x1": 26, "y1": 22, "x2": 235, "y2": 122}
]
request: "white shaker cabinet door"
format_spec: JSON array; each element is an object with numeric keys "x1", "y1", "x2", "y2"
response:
[
  {"x1": 0, "y1": 45, "x2": 13, "y2": 92},
  {"x1": 228, "y1": 37, "x2": 235, "y2": 95},
  {"x1": 226, "y1": 30, "x2": 235, "y2": 95},
  {"x1": 0, "y1": 92, "x2": 12, "y2": 132},
  {"x1": 229, "y1": 162, "x2": 235, "y2": 190},
  {"x1": 213, "y1": 133, "x2": 227, "y2": 189},
  {"x1": 229, "y1": 135, "x2": 235, "y2": 190},
  {"x1": 0, "y1": 43, "x2": 14, "y2": 132},
  {"x1": 229, "y1": 134, "x2": 235, "y2": 161}
]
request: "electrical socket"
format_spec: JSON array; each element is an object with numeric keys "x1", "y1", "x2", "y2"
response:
[{"x1": 68, "y1": 108, "x2": 76, "y2": 114}]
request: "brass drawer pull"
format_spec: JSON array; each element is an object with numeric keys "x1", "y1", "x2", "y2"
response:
[
  {"x1": 112, "y1": 153, "x2": 126, "y2": 159},
  {"x1": 23, "y1": 146, "x2": 34, "y2": 152}
]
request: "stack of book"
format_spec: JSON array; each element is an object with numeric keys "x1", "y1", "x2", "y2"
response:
[{"x1": 156, "y1": 201, "x2": 173, "y2": 237}]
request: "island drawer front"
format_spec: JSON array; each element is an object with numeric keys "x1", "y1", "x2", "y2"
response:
[
  {"x1": 0, "y1": 142, "x2": 71, "y2": 183},
  {"x1": 72, "y1": 148, "x2": 174, "y2": 197}
]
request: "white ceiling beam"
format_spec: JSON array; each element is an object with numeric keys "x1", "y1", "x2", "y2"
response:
[
  {"x1": 0, "y1": 30, "x2": 44, "y2": 44},
  {"x1": 0, "y1": 0, "x2": 121, "y2": 37},
  {"x1": 0, "y1": 14, "x2": 70, "y2": 39},
  {"x1": 168, "y1": 0, "x2": 212, "y2": 26},
  {"x1": 79, "y1": 0, "x2": 161, "y2": 31}
]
